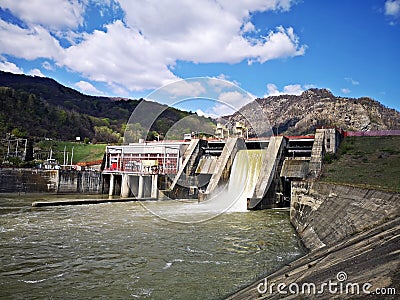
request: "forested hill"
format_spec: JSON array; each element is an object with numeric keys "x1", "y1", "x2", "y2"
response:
[{"x1": 0, "y1": 71, "x2": 208, "y2": 142}]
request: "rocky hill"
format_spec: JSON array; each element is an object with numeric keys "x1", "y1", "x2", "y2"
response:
[{"x1": 229, "y1": 88, "x2": 400, "y2": 136}]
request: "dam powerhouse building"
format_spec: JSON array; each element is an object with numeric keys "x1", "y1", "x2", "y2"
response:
[{"x1": 102, "y1": 128, "x2": 342, "y2": 209}]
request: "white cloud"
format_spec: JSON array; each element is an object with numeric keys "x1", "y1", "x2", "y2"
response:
[
  {"x1": 0, "y1": 0, "x2": 306, "y2": 92},
  {"x1": 28, "y1": 68, "x2": 45, "y2": 77},
  {"x1": 283, "y1": 84, "x2": 303, "y2": 95},
  {"x1": 264, "y1": 83, "x2": 307, "y2": 97},
  {"x1": 162, "y1": 80, "x2": 206, "y2": 98},
  {"x1": 0, "y1": 60, "x2": 23, "y2": 73},
  {"x1": 218, "y1": 91, "x2": 253, "y2": 108},
  {"x1": 42, "y1": 61, "x2": 55, "y2": 71},
  {"x1": 385, "y1": 0, "x2": 400, "y2": 17},
  {"x1": 266, "y1": 83, "x2": 280, "y2": 96},
  {"x1": 212, "y1": 90, "x2": 254, "y2": 116},
  {"x1": 0, "y1": 0, "x2": 86, "y2": 30},
  {"x1": 61, "y1": 21, "x2": 178, "y2": 92},
  {"x1": 241, "y1": 21, "x2": 256, "y2": 33},
  {"x1": 0, "y1": 20, "x2": 63, "y2": 60},
  {"x1": 117, "y1": 0, "x2": 305, "y2": 65},
  {"x1": 211, "y1": 103, "x2": 237, "y2": 116},
  {"x1": 195, "y1": 109, "x2": 208, "y2": 117},
  {"x1": 341, "y1": 88, "x2": 351, "y2": 94},
  {"x1": 74, "y1": 80, "x2": 103, "y2": 95}
]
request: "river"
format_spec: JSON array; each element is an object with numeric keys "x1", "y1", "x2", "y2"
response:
[{"x1": 0, "y1": 194, "x2": 305, "y2": 299}]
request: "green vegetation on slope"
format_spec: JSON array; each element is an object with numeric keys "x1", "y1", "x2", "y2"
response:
[
  {"x1": 37, "y1": 141, "x2": 106, "y2": 164},
  {"x1": 321, "y1": 136, "x2": 400, "y2": 192},
  {"x1": 0, "y1": 71, "x2": 216, "y2": 143}
]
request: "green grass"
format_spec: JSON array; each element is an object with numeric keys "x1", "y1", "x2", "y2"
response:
[
  {"x1": 37, "y1": 141, "x2": 106, "y2": 164},
  {"x1": 320, "y1": 136, "x2": 400, "y2": 193}
]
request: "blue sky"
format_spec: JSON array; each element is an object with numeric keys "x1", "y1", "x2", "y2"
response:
[{"x1": 0, "y1": 0, "x2": 399, "y2": 116}]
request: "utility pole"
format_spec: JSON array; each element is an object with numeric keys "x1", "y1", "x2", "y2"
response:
[
  {"x1": 15, "y1": 139, "x2": 18, "y2": 157},
  {"x1": 63, "y1": 145, "x2": 66, "y2": 165},
  {"x1": 23, "y1": 139, "x2": 27, "y2": 160},
  {"x1": 70, "y1": 146, "x2": 74, "y2": 165}
]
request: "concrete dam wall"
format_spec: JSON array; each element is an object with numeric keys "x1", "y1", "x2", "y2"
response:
[
  {"x1": 103, "y1": 129, "x2": 340, "y2": 208},
  {"x1": 0, "y1": 168, "x2": 102, "y2": 194}
]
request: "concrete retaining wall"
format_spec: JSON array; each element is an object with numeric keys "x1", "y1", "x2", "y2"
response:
[
  {"x1": 58, "y1": 170, "x2": 102, "y2": 193},
  {"x1": 0, "y1": 168, "x2": 102, "y2": 194},
  {"x1": 290, "y1": 181, "x2": 400, "y2": 250}
]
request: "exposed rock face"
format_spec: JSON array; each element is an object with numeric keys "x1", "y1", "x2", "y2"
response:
[{"x1": 229, "y1": 88, "x2": 400, "y2": 136}]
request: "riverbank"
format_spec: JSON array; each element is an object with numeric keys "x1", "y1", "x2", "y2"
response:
[{"x1": 228, "y1": 181, "x2": 399, "y2": 299}]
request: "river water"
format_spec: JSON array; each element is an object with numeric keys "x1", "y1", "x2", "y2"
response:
[{"x1": 0, "y1": 194, "x2": 305, "y2": 299}]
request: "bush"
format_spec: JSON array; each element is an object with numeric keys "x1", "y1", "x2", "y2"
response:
[{"x1": 323, "y1": 152, "x2": 338, "y2": 164}]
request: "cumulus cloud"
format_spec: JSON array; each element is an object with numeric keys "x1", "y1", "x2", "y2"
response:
[
  {"x1": 218, "y1": 91, "x2": 253, "y2": 108},
  {"x1": 74, "y1": 80, "x2": 103, "y2": 95},
  {"x1": 264, "y1": 83, "x2": 306, "y2": 97},
  {"x1": 0, "y1": 60, "x2": 23, "y2": 73},
  {"x1": 341, "y1": 88, "x2": 351, "y2": 94},
  {"x1": 28, "y1": 68, "x2": 45, "y2": 77},
  {"x1": 385, "y1": 0, "x2": 400, "y2": 17},
  {"x1": 195, "y1": 109, "x2": 208, "y2": 117},
  {"x1": 0, "y1": 20, "x2": 63, "y2": 60},
  {"x1": 0, "y1": 0, "x2": 86, "y2": 30},
  {"x1": 211, "y1": 90, "x2": 254, "y2": 116},
  {"x1": 42, "y1": 61, "x2": 55, "y2": 71},
  {"x1": 162, "y1": 80, "x2": 206, "y2": 99},
  {"x1": 0, "y1": 0, "x2": 306, "y2": 92},
  {"x1": 61, "y1": 20, "x2": 178, "y2": 92}
]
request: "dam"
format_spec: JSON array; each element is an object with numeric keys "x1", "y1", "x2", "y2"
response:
[{"x1": 103, "y1": 128, "x2": 342, "y2": 209}]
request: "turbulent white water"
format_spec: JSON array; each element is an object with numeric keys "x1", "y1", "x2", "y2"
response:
[
  {"x1": 226, "y1": 150, "x2": 265, "y2": 212},
  {"x1": 145, "y1": 150, "x2": 266, "y2": 222}
]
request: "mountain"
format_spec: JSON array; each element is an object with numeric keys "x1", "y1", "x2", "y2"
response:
[
  {"x1": 0, "y1": 71, "x2": 213, "y2": 142},
  {"x1": 229, "y1": 88, "x2": 400, "y2": 136}
]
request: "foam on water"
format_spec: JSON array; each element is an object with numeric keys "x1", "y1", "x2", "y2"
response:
[{"x1": 225, "y1": 149, "x2": 265, "y2": 212}]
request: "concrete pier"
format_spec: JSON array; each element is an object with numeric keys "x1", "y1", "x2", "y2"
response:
[
  {"x1": 108, "y1": 174, "x2": 115, "y2": 196},
  {"x1": 248, "y1": 136, "x2": 287, "y2": 209},
  {"x1": 151, "y1": 175, "x2": 158, "y2": 198},
  {"x1": 137, "y1": 175, "x2": 144, "y2": 198},
  {"x1": 121, "y1": 174, "x2": 130, "y2": 198},
  {"x1": 170, "y1": 139, "x2": 200, "y2": 190},
  {"x1": 204, "y1": 137, "x2": 246, "y2": 196},
  {"x1": 107, "y1": 173, "x2": 159, "y2": 199}
]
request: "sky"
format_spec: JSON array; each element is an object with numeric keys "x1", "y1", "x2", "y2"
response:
[{"x1": 0, "y1": 0, "x2": 399, "y2": 117}]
